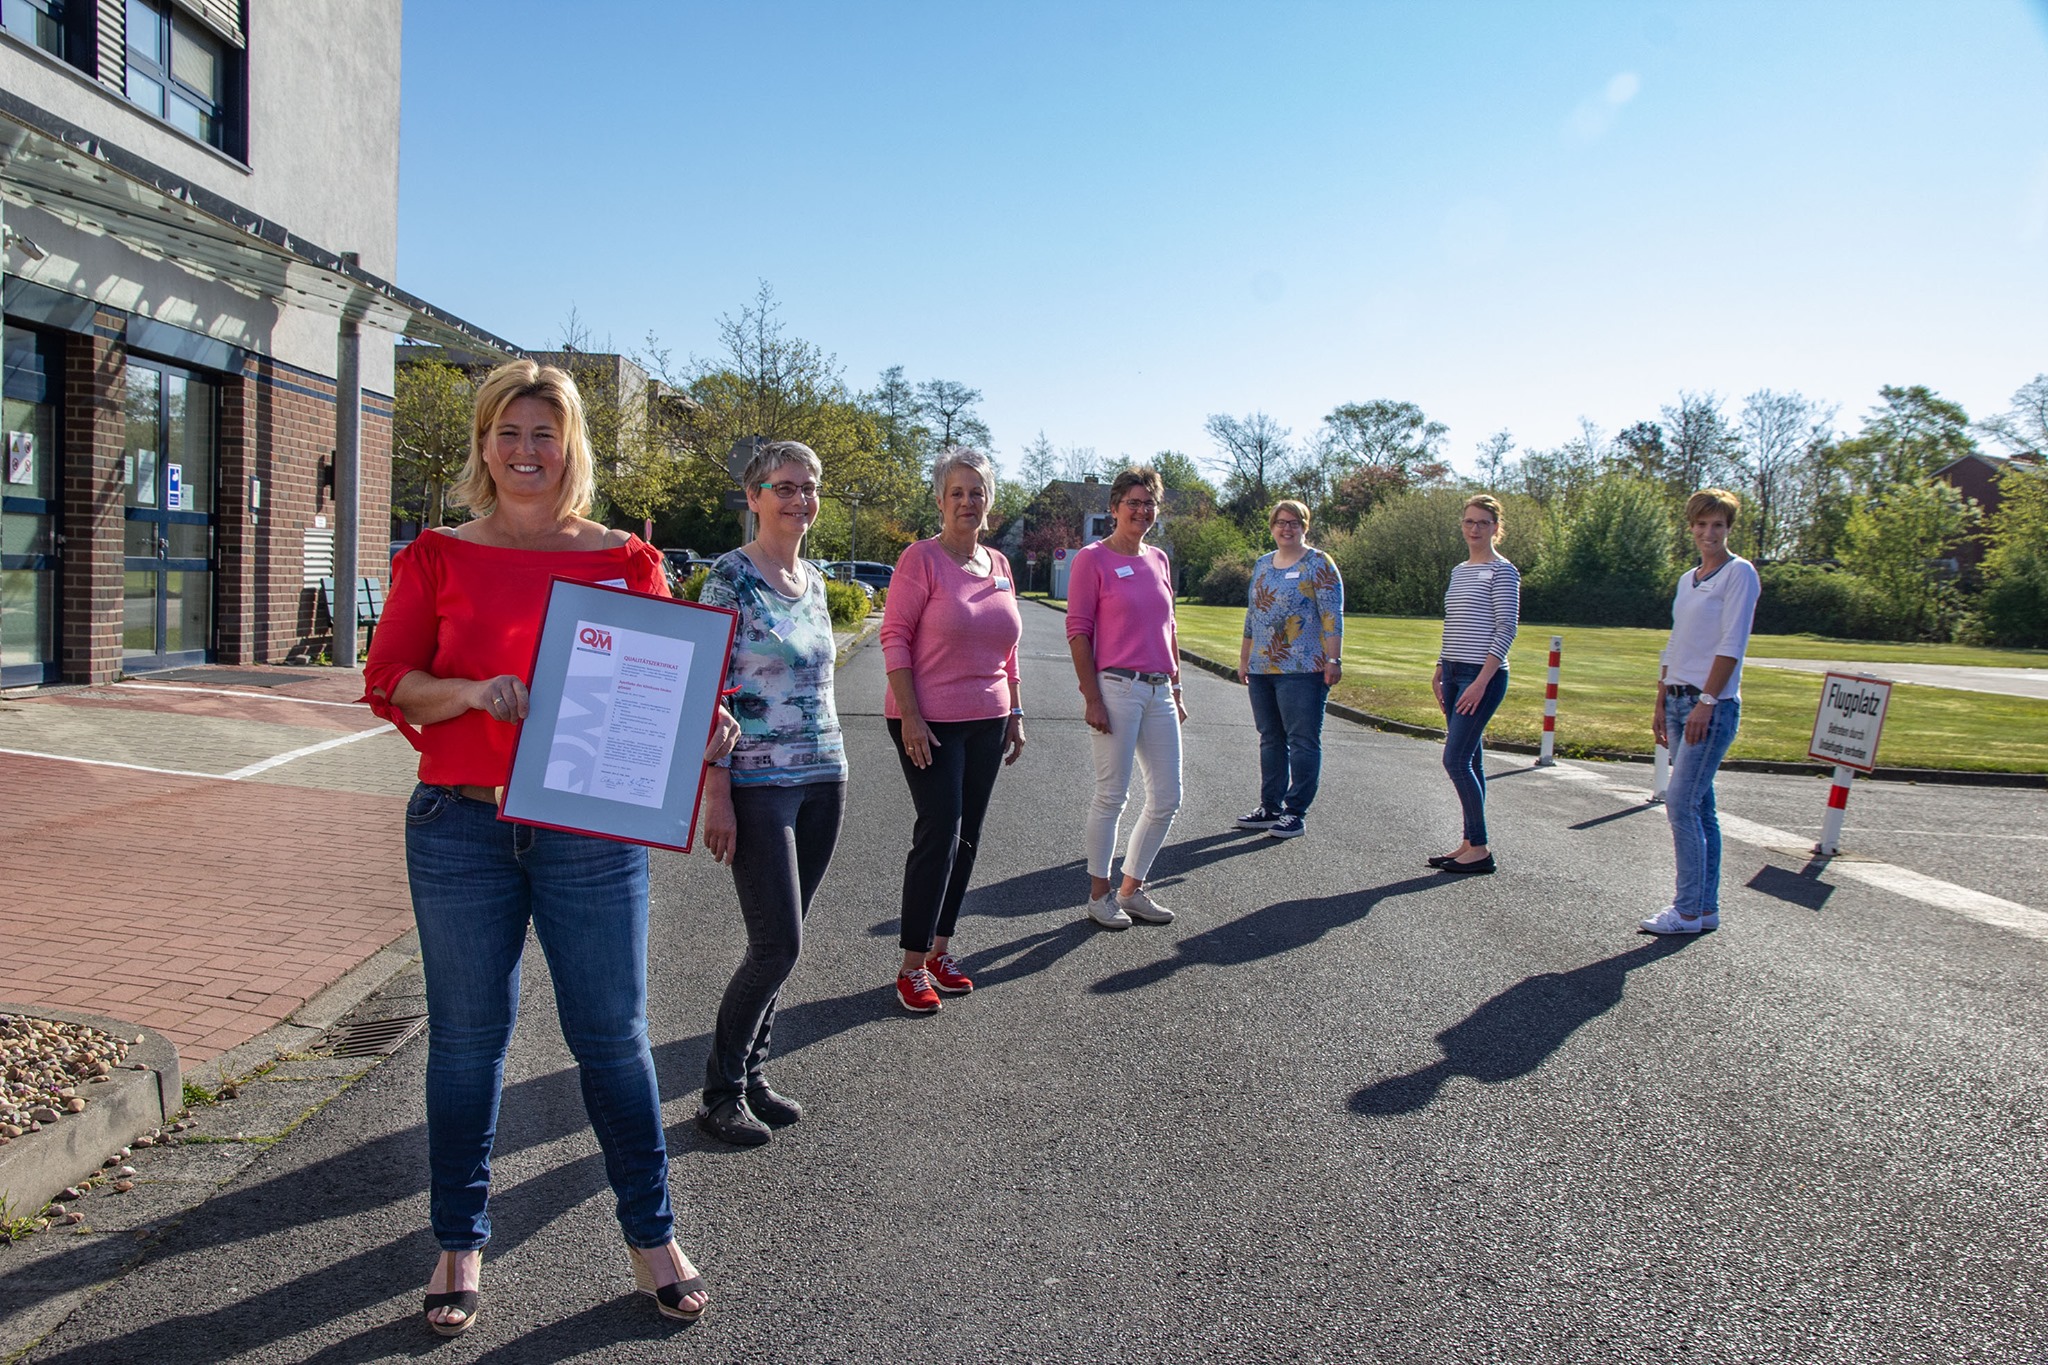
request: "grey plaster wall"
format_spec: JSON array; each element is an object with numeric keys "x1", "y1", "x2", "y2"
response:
[{"x1": 0, "y1": 0, "x2": 402, "y2": 388}]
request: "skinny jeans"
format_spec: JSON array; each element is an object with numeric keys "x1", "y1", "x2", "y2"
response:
[
  {"x1": 1086, "y1": 672, "x2": 1183, "y2": 882},
  {"x1": 703, "y1": 779, "x2": 845, "y2": 1107},
  {"x1": 888, "y1": 716, "x2": 1007, "y2": 954},
  {"x1": 1439, "y1": 661, "x2": 1509, "y2": 846},
  {"x1": 1664, "y1": 694, "x2": 1741, "y2": 919},
  {"x1": 1246, "y1": 672, "x2": 1330, "y2": 816},
  {"x1": 405, "y1": 784, "x2": 671, "y2": 1252}
]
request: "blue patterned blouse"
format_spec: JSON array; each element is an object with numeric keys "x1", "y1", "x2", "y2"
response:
[
  {"x1": 700, "y1": 550, "x2": 847, "y2": 787},
  {"x1": 1242, "y1": 548, "x2": 1345, "y2": 674}
]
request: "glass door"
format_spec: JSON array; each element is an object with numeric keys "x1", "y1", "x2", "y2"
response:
[
  {"x1": 2, "y1": 325, "x2": 61, "y2": 687},
  {"x1": 122, "y1": 359, "x2": 216, "y2": 671}
]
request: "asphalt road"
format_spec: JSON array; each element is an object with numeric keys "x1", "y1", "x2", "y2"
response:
[{"x1": 19, "y1": 602, "x2": 2048, "y2": 1364}]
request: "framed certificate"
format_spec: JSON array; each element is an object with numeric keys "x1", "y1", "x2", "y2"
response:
[{"x1": 500, "y1": 578, "x2": 738, "y2": 852}]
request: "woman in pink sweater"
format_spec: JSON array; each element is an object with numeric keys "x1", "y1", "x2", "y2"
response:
[
  {"x1": 1065, "y1": 466, "x2": 1184, "y2": 930},
  {"x1": 880, "y1": 447, "x2": 1026, "y2": 1012}
]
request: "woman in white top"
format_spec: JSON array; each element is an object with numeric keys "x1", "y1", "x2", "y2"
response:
[{"x1": 1641, "y1": 488, "x2": 1762, "y2": 935}]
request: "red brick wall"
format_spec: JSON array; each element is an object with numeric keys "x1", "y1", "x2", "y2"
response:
[{"x1": 59, "y1": 328, "x2": 126, "y2": 685}]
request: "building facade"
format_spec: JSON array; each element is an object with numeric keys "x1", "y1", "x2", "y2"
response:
[{"x1": 2, "y1": 0, "x2": 515, "y2": 686}]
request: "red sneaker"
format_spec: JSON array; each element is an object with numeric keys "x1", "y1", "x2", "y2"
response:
[
  {"x1": 895, "y1": 968, "x2": 942, "y2": 1013},
  {"x1": 926, "y1": 952, "x2": 974, "y2": 994}
]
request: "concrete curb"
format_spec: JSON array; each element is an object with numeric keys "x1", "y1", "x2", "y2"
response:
[
  {"x1": 195, "y1": 930, "x2": 424, "y2": 1088},
  {"x1": 1161, "y1": 621, "x2": 2046, "y2": 790},
  {"x1": 0, "y1": 1005, "x2": 179, "y2": 1222},
  {"x1": 834, "y1": 611, "x2": 882, "y2": 667}
]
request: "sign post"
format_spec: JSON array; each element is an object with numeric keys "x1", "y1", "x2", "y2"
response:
[
  {"x1": 1807, "y1": 672, "x2": 1893, "y2": 856},
  {"x1": 1534, "y1": 636, "x2": 1562, "y2": 767}
]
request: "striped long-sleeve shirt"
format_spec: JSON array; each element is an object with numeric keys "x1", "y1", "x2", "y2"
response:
[{"x1": 1439, "y1": 557, "x2": 1521, "y2": 664}]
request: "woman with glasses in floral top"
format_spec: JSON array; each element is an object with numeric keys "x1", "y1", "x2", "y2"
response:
[
  {"x1": 694, "y1": 441, "x2": 847, "y2": 1147},
  {"x1": 1235, "y1": 499, "x2": 1344, "y2": 840}
]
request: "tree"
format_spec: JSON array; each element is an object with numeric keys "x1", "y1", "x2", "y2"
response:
[
  {"x1": 1610, "y1": 422, "x2": 1666, "y2": 480},
  {"x1": 391, "y1": 359, "x2": 474, "y2": 527},
  {"x1": 1837, "y1": 384, "x2": 1976, "y2": 489},
  {"x1": 1151, "y1": 449, "x2": 1217, "y2": 499},
  {"x1": 1523, "y1": 472, "x2": 1678, "y2": 626},
  {"x1": 1837, "y1": 477, "x2": 1976, "y2": 639},
  {"x1": 1204, "y1": 411, "x2": 1294, "y2": 524},
  {"x1": 1317, "y1": 400, "x2": 1448, "y2": 472},
  {"x1": 1977, "y1": 374, "x2": 2048, "y2": 460},
  {"x1": 914, "y1": 378, "x2": 992, "y2": 453},
  {"x1": 1733, "y1": 389, "x2": 1835, "y2": 561},
  {"x1": 869, "y1": 365, "x2": 932, "y2": 467},
  {"x1": 1473, "y1": 430, "x2": 1515, "y2": 488},
  {"x1": 1659, "y1": 391, "x2": 1742, "y2": 495},
  {"x1": 1018, "y1": 431, "x2": 1060, "y2": 489},
  {"x1": 1977, "y1": 459, "x2": 2048, "y2": 645}
]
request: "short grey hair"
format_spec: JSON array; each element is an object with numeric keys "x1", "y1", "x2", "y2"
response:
[
  {"x1": 930, "y1": 445, "x2": 995, "y2": 500},
  {"x1": 742, "y1": 440, "x2": 822, "y2": 492}
]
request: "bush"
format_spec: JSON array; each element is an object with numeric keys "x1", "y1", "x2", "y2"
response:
[
  {"x1": 824, "y1": 579, "x2": 872, "y2": 627},
  {"x1": 678, "y1": 568, "x2": 709, "y2": 602},
  {"x1": 1753, "y1": 563, "x2": 1902, "y2": 639},
  {"x1": 1323, "y1": 487, "x2": 1474, "y2": 616},
  {"x1": 1975, "y1": 463, "x2": 2048, "y2": 647},
  {"x1": 1196, "y1": 555, "x2": 1255, "y2": 606},
  {"x1": 1160, "y1": 514, "x2": 1251, "y2": 594},
  {"x1": 1522, "y1": 475, "x2": 1676, "y2": 627}
]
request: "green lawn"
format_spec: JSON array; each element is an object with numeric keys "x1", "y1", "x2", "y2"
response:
[{"x1": 1171, "y1": 606, "x2": 2048, "y2": 773}]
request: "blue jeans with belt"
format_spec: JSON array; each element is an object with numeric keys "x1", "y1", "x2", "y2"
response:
[
  {"x1": 405, "y1": 784, "x2": 671, "y2": 1252},
  {"x1": 1246, "y1": 672, "x2": 1330, "y2": 816},
  {"x1": 1439, "y1": 661, "x2": 1509, "y2": 845},
  {"x1": 1664, "y1": 693, "x2": 1742, "y2": 918}
]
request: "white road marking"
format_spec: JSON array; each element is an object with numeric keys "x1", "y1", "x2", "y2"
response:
[
  {"x1": 0, "y1": 724, "x2": 395, "y2": 783},
  {"x1": 221, "y1": 725, "x2": 396, "y2": 779},
  {"x1": 1536, "y1": 760, "x2": 2048, "y2": 942},
  {"x1": 111, "y1": 682, "x2": 367, "y2": 709}
]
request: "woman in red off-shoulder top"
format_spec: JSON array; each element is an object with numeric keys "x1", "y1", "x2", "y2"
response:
[{"x1": 363, "y1": 361, "x2": 735, "y2": 1335}]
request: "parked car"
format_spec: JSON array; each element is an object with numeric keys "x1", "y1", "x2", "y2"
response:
[{"x1": 824, "y1": 560, "x2": 894, "y2": 593}]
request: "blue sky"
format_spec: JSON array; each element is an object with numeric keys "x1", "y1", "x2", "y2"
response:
[{"x1": 397, "y1": 1, "x2": 2048, "y2": 479}]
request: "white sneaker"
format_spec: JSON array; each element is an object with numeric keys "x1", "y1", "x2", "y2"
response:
[
  {"x1": 1117, "y1": 887, "x2": 1176, "y2": 924},
  {"x1": 1086, "y1": 893, "x2": 1132, "y2": 929},
  {"x1": 1640, "y1": 905, "x2": 1716, "y2": 935}
]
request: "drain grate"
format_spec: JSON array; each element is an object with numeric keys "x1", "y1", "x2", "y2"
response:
[{"x1": 321, "y1": 1013, "x2": 427, "y2": 1057}]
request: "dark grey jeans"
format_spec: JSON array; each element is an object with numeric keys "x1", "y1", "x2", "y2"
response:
[{"x1": 703, "y1": 779, "x2": 845, "y2": 1107}]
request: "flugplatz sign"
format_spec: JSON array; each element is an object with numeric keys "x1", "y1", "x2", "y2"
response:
[{"x1": 1808, "y1": 672, "x2": 1893, "y2": 773}]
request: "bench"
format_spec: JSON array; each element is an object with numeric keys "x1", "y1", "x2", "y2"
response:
[{"x1": 318, "y1": 576, "x2": 385, "y2": 651}]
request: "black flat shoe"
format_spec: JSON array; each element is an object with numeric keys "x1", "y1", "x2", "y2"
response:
[
  {"x1": 1439, "y1": 855, "x2": 1496, "y2": 875},
  {"x1": 695, "y1": 1096, "x2": 771, "y2": 1147},
  {"x1": 1426, "y1": 853, "x2": 1462, "y2": 868},
  {"x1": 745, "y1": 1085, "x2": 803, "y2": 1126}
]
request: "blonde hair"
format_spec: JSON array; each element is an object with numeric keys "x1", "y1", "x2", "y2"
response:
[
  {"x1": 1269, "y1": 499, "x2": 1310, "y2": 530},
  {"x1": 451, "y1": 360, "x2": 595, "y2": 522},
  {"x1": 1463, "y1": 493, "x2": 1506, "y2": 544},
  {"x1": 1685, "y1": 488, "x2": 1741, "y2": 525}
]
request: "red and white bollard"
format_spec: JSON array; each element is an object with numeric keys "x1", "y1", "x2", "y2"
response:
[
  {"x1": 1648, "y1": 741, "x2": 1669, "y2": 803},
  {"x1": 1535, "y1": 635, "x2": 1562, "y2": 767},
  {"x1": 1816, "y1": 764, "x2": 1855, "y2": 856}
]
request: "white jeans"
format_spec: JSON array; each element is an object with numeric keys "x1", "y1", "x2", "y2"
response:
[{"x1": 1086, "y1": 672, "x2": 1183, "y2": 882}]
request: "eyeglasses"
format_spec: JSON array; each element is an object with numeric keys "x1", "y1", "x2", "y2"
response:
[
  {"x1": 760, "y1": 481, "x2": 821, "y2": 502},
  {"x1": 1119, "y1": 499, "x2": 1157, "y2": 512},
  {"x1": 1461, "y1": 519, "x2": 1496, "y2": 530},
  {"x1": 1271, "y1": 518, "x2": 1304, "y2": 529}
]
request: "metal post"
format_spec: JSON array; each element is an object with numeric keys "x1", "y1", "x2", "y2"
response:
[
  {"x1": 1535, "y1": 635, "x2": 1562, "y2": 767},
  {"x1": 332, "y1": 312, "x2": 362, "y2": 667},
  {"x1": 1649, "y1": 741, "x2": 1669, "y2": 803},
  {"x1": 1816, "y1": 765, "x2": 1855, "y2": 856}
]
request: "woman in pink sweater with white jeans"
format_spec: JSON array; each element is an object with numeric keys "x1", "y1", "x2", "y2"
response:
[
  {"x1": 1065, "y1": 466, "x2": 1184, "y2": 930},
  {"x1": 880, "y1": 447, "x2": 1026, "y2": 1012}
]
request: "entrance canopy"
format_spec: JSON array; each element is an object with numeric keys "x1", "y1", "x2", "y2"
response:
[{"x1": 0, "y1": 90, "x2": 520, "y2": 358}]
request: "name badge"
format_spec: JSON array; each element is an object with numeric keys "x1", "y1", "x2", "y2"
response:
[
  {"x1": 1114, "y1": 565, "x2": 1135, "y2": 579},
  {"x1": 995, "y1": 576, "x2": 1012, "y2": 591},
  {"x1": 1284, "y1": 570, "x2": 1301, "y2": 580}
]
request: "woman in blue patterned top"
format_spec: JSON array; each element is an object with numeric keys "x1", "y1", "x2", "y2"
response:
[
  {"x1": 1235, "y1": 499, "x2": 1344, "y2": 840},
  {"x1": 1430, "y1": 494, "x2": 1519, "y2": 875},
  {"x1": 694, "y1": 441, "x2": 847, "y2": 1147}
]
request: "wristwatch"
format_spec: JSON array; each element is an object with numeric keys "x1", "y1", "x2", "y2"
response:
[{"x1": 1697, "y1": 692, "x2": 1718, "y2": 706}]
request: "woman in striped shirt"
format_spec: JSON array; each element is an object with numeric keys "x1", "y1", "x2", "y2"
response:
[{"x1": 1430, "y1": 494, "x2": 1519, "y2": 875}]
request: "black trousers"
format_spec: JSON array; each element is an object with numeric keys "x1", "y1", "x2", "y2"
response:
[
  {"x1": 887, "y1": 716, "x2": 1007, "y2": 954},
  {"x1": 703, "y1": 779, "x2": 845, "y2": 1106}
]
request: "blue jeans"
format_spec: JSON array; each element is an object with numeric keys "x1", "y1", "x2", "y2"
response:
[
  {"x1": 1439, "y1": 661, "x2": 1508, "y2": 845},
  {"x1": 1246, "y1": 672, "x2": 1330, "y2": 816},
  {"x1": 705, "y1": 779, "x2": 844, "y2": 1107},
  {"x1": 1664, "y1": 694, "x2": 1741, "y2": 918},
  {"x1": 405, "y1": 784, "x2": 671, "y2": 1252}
]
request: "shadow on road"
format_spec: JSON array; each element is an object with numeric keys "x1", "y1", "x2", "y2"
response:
[
  {"x1": 1568, "y1": 804, "x2": 1660, "y2": 831},
  {"x1": 1348, "y1": 938, "x2": 1691, "y2": 1117},
  {"x1": 1090, "y1": 875, "x2": 1446, "y2": 995},
  {"x1": 1747, "y1": 860, "x2": 1835, "y2": 911},
  {"x1": 959, "y1": 919, "x2": 1097, "y2": 987}
]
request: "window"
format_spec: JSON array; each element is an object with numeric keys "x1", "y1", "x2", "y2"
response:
[
  {"x1": 125, "y1": 0, "x2": 232, "y2": 152},
  {"x1": 0, "y1": 0, "x2": 65, "y2": 59}
]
